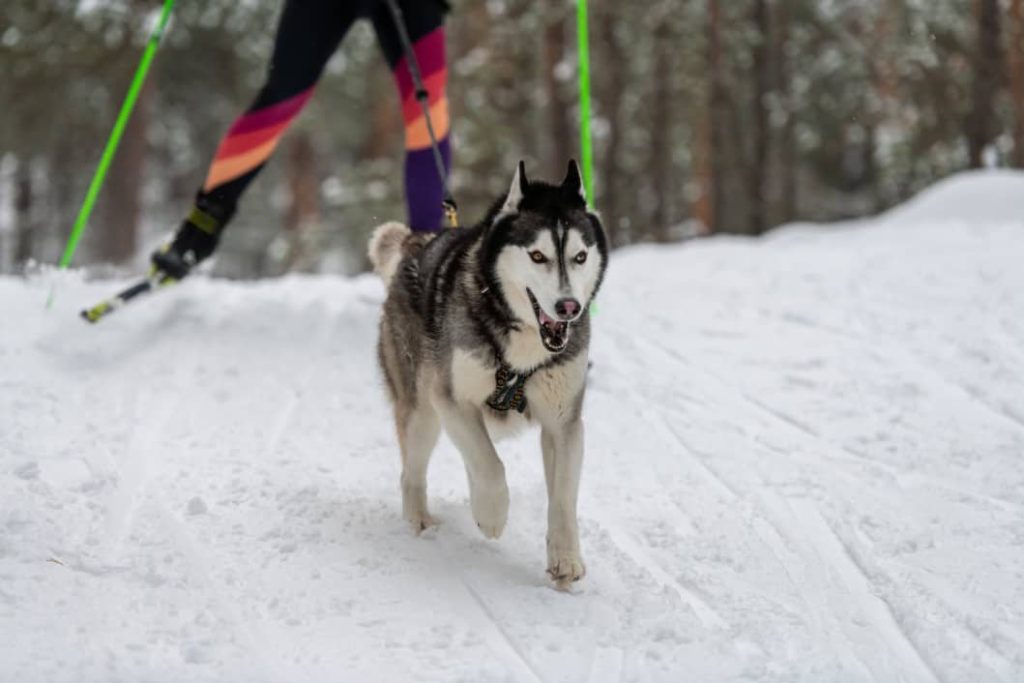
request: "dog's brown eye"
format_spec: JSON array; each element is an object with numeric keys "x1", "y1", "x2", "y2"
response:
[
  {"x1": 529, "y1": 250, "x2": 548, "y2": 264},
  {"x1": 574, "y1": 251, "x2": 588, "y2": 265}
]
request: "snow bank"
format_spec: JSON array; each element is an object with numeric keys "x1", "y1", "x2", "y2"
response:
[
  {"x1": 880, "y1": 169, "x2": 1024, "y2": 226},
  {"x1": 2, "y1": 172, "x2": 1023, "y2": 682}
]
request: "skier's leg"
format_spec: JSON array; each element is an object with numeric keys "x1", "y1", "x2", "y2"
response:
[
  {"x1": 370, "y1": 0, "x2": 450, "y2": 232},
  {"x1": 154, "y1": 0, "x2": 358, "y2": 278}
]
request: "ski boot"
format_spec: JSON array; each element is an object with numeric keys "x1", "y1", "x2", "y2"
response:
[{"x1": 151, "y1": 198, "x2": 234, "y2": 279}]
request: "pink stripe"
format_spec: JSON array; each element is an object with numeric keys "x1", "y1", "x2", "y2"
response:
[
  {"x1": 395, "y1": 28, "x2": 446, "y2": 102},
  {"x1": 227, "y1": 87, "x2": 315, "y2": 136},
  {"x1": 213, "y1": 119, "x2": 289, "y2": 160}
]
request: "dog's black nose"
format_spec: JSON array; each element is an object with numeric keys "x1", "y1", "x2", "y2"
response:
[{"x1": 555, "y1": 298, "x2": 581, "y2": 319}]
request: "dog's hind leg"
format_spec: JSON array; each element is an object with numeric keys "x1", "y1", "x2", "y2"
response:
[
  {"x1": 396, "y1": 402, "x2": 441, "y2": 534},
  {"x1": 541, "y1": 418, "x2": 586, "y2": 588},
  {"x1": 436, "y1": 402, "x2": 509, "y2": 539}
]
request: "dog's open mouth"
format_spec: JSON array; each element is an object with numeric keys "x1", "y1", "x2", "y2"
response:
[{"x1": 527, "y1": 289, "x2": 570, "y2": 353}]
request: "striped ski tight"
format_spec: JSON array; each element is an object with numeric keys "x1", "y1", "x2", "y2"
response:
[{"x1": 199, "y1": 0, "x2": 450, "y2": 232}]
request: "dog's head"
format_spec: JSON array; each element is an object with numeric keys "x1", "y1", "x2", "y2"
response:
[{"x1": 483, "y1": 160, "x2": 608, "y2": 354}]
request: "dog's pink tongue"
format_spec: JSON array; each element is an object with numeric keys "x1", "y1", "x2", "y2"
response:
[{"x1": 539, "y1": 309, "x2": 556, "y2": 326}]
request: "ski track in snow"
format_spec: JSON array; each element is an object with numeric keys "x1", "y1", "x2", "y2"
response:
[
  {"x1": 2, "y1": 172, "x2": 1024, "y2": 681},
  {"x1": 428, "y1": 538, "x2": 548, "y2": 683}
]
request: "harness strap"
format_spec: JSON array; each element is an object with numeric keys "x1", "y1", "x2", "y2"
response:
[{"x1": 486, "y1": 362, "x2": 533, "y2": 414}]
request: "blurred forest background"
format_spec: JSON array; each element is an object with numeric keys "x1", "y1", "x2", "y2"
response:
[{"x1": 0, "y1": 0, "x2": 1021, "y2": 277}]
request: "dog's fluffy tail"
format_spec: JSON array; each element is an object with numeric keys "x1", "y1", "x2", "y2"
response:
[{"x1": 368, "y1": 221, "x2": 411, "y2": 285}]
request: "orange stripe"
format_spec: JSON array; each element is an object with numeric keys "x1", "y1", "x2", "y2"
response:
[
  {"x1": 214, "y1": 119, "x2": 290, "y2": 160},
  {"x1": 405, "y1": 97, "x2": 450, "y2": 150},
  {"x1": 203, "y1": 137, "x2": 280, "y2": 190},
  {"x1": 401, "y1": 69, "x2": 448, "y2": 124}
]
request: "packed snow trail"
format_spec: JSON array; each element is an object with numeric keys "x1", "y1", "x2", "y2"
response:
[{"x1": 2, "y1": 171, "x2": 1023, "y2": 682}]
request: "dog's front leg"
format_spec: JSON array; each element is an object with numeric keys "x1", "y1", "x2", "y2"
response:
[
  {"x1": 541, "y1": 418, "x2": 585, "y2": 587},
  {"x1": 437, "y1": 402, "x2": 510, "y2": 539}
]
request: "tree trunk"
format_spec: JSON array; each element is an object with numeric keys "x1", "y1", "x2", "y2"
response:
[
  {"x1": 1009, "y1": 0, "x2": 1024, "y2": 167},
  {"x1": 596, "y1": 1, "x2": 625, "y2": 245},
  {"x1": 15, "y1": 160, "x2": 34, "y2": 266},
  {"x1": 542, "y1": 10, "x2": 573, "y2": 179},
  {"x1": 775, "y1": 0, "x2": 797, "y2": 224},
  {"x1": 968, "y1": 0, "x2": 1004, "y2": 168},
  {"x1": 100, "y1": 77, "x2": 152, "y2": 263},
  {"x1": 447, "y1": 0, "x2": 492, "y2": 211},
  {"x1": 362, "y1": 72, "x2": 401, "y2": 160},
  {"x1": 649, "y1": 21, "x2": 673, "y2": 242},
  {"x1": 748, "y1": 0, "x2": 770, "y2": 235},
  {"x1": 868, "y1": 2, "x2": 898, "y2": 210},
  {"x1": 694, "y1": 0, "x2": 722, "y2": 235},
  {"x1": 284, "y1": 130, "x2": 319, "y2": 272}
]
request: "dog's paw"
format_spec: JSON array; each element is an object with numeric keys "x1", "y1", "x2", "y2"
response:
[
  {"x1": 470, "y1": 480, "x2": 509, "y2": 539},
  {"x1": 405, "y1": 511, "x2": 439, "y2": 535},
  {"x1": 547, "y1": 554, "x2": 586, "y2": 589},
  {"x1": 547, "y1": 530, "x2": 585, "y2": 588},
  {"x1": 402, "y1": 487, "x2": 438, "y2": 535}
]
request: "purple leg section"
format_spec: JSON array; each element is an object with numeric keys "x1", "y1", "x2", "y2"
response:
[{"x1": 405, "y1": 137, "x2": 451, "y2": 232}]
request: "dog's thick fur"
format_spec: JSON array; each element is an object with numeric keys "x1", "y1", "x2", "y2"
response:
[{"x1": 369, "y1": 161, "x2": 608, "y2": 586}]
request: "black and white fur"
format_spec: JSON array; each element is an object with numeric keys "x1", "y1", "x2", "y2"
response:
[{"x1": 369, "y1": 160, "x2": 608, "y2": 587}]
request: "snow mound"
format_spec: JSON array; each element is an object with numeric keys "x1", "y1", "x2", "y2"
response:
[{"x1": 880, "y1": 169, "x2": 1024, "y2": 226}]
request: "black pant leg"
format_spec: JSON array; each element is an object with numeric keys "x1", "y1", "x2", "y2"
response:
[{"x1": 198, "y1": 0, "x2": 362, "y2": 213}]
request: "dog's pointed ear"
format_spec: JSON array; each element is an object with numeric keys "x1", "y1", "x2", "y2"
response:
[
  {"x1": 501, "y1": 161, "x2": 529, "y2": 214},
  {"x1": 561, "y1": 159, "x2": 586, "y2": 204}
]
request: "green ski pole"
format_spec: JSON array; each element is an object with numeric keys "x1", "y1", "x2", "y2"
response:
[
  {"x1": 49, "y1": 0, "x2": 175, "y2": 306},
  {"x1": 577, "y1": 0, "x2": 594, "y2": 205},
  {"x1": 577, "y1": 0, "x2": 599, "y2": 316}
]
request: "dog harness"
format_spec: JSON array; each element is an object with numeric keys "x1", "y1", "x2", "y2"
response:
[{"x1": 486, "y1": 362, "x2": 533, "y2": 414}]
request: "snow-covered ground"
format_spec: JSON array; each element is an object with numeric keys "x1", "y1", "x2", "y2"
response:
[{"x1": 2, "y1": 171, "x2": 1023, "y2": 682}]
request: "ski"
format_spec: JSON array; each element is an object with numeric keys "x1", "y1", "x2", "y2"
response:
[{"x1": 80, "y1": 269, "x2": 177, "y2": 323}]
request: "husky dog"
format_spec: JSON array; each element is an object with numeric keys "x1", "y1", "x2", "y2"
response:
[{"x1": 368, "y1": 160, "x2": 608, "y2": 587}]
